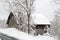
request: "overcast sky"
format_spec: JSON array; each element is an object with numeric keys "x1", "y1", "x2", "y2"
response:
[
  {"x1": 34, "y1": 0, "x2": 60, "y2": 21},
  {"x1": 0, "y1": 0, "x2": 60, "y2": 21},
  {"x1": 0, "y1": 2, "x2": 9, "y2": 20}
]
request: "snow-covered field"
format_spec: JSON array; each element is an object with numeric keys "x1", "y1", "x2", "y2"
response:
[{"x1": 0, "y1": 28, "x2": 56, "y2": 40}]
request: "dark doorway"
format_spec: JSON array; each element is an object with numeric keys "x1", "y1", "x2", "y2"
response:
[{"x1": 35, "y1": 25, "x2": 46, "y2": 35}]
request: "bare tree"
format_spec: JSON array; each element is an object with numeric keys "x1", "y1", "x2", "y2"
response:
[{"x1": 5, "y1": 0, "x2": 34, "y2": 33}]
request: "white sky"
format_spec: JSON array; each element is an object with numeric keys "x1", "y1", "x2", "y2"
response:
[
  {"x1": 0, "y1": 0, "x2": 60, "y2": 21},
  {"x1": 34, "y1": 0, "x2": 60, "y2": 21},
  {"x1": 0, "y1": 2, "x2": 9, "y2": 20}
]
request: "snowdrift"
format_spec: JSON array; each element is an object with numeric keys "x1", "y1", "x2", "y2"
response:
[{"x1": 0, "y1": 28, "x2": 55, "y2": 40}]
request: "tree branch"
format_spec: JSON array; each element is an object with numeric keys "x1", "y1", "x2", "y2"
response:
[{"x1": 14, "y1": 0, "x2": 29, "y2": 12}]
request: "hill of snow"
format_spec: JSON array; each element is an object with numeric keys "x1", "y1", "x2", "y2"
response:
[{"x1": 0, "y1": 28, "x2": 55, "y2": 40}]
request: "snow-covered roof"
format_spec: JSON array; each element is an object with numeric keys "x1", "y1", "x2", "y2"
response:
[
  {"x1": 31, "y1": 13, "x2": 51, "y2": 25},
  {"x1": 0, "y1": 28, "x2": 55, "y2": 40}
]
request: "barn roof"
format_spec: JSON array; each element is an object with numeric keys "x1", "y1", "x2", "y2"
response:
[{"x1": 31, "y1": 13, "x2": 51, "y2": 25}]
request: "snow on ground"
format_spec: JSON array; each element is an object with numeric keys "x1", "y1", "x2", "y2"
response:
[
  {"x1": 0, "y1": 28, "x2": 55, "y2": 40},
  {"x1": 0, "y1": 28, "x2": 34, "y2": 40}
]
